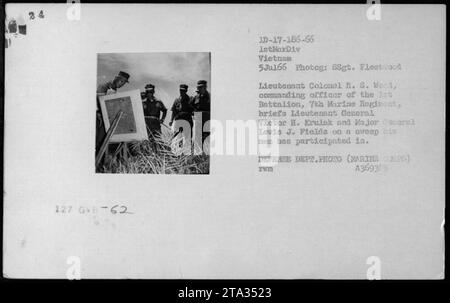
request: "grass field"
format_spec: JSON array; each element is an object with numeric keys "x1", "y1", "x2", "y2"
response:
[{"x1": 97, "y1": 129, "x2": 209, "y2": 174}]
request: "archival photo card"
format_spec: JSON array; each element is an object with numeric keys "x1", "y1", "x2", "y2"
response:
[{"x1": 3, "y1": 3, "x2": 445, "y2": 280}]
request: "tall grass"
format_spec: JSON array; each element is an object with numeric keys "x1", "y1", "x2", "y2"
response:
[{"x1": 97, "y1": 128, "x2": 209, "y2": 174}]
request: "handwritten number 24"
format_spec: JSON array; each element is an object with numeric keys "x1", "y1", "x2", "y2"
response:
[{"x1": 29, "y1": 10, "x2": 45, "y2": 19}]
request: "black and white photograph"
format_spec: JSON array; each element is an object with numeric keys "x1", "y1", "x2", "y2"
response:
[
  {"x1": 95, "y1": 52, "x2": 211, "y2": 174},
  {"x1": 2, "y1": 3, "x2": 446, "y2": 284}
]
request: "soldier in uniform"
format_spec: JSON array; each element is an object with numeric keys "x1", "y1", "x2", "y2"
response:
[
  {"x1": 95, "y1": 71, "x2": 130, "y2": 154},
  {"x1": 169, "y1": 84, "x2": 195, "y2": 153},
  {"x1": 190, "y1": 80, "x2": 211, "y2": 150},
  {"x1": 142, "y1": 84, "x2": 167, "y2": 138},
  {"x1": 169, "y1": 84, "x2": 195, "y2": 129}
]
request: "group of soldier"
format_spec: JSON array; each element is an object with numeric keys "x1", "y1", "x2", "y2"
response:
[{"x1": 96, "y1": 71, "x2": 210, "y2": 156}]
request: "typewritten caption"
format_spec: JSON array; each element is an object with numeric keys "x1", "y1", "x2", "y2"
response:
[{"x1": 257, "y1": 34, "x2": 412, "y2": 173}]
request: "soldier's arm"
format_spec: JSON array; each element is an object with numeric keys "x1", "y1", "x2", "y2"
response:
[
  {"x1": 97, "y1": 84, "x2": 106, "y2": 97},
  {"x1": 159, "y1": 102, "x2": 167, "y2": 121},
  {"x1": 189, "y1": 96, "x2": 196, "y2": 109},
  {"x1": 142, "y1": 100, "x2": 147, "y2": 114},
  {"x1": 189, "y1": 101, "x2": 196, "y2": 115},
  {"x1": 169, "y1": 101, "x2": 176, "y2": 124},
  {"x1": 96, "y1": 83, "x2": 108, "y2": 95}
]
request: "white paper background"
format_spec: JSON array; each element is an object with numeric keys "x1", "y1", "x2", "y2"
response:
[{"x1": 4, "y1": 4, "x2": 445, "y2": 279}]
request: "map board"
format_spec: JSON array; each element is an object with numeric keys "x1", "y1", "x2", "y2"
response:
[{"x1": 98, "y1": 89, "x2": 147, "y2": 143}]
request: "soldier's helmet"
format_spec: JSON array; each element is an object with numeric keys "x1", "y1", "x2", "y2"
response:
[
  {"x1": 117, "y1": 71, "x2": 130, "y2": 83},
  {"x1": 197, "y1": 80, "x2": 207, "y2": 88},
  {"x1": 145, "y1": 84, "x2": 155, "y2": 91}
]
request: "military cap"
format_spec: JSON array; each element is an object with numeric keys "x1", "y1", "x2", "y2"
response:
[
  {"x1": 197, "y1": 80, "x2": 207, "y2": 87},
  {"x1": 145, "y1": 83, "x2": 155, "y2": 90},
  {"x1": 118, "y1": 71, "x2": 130, "y2": 82},
  {"x1": 179, "y1": 84, "x2": 188, "y2": 91}
]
